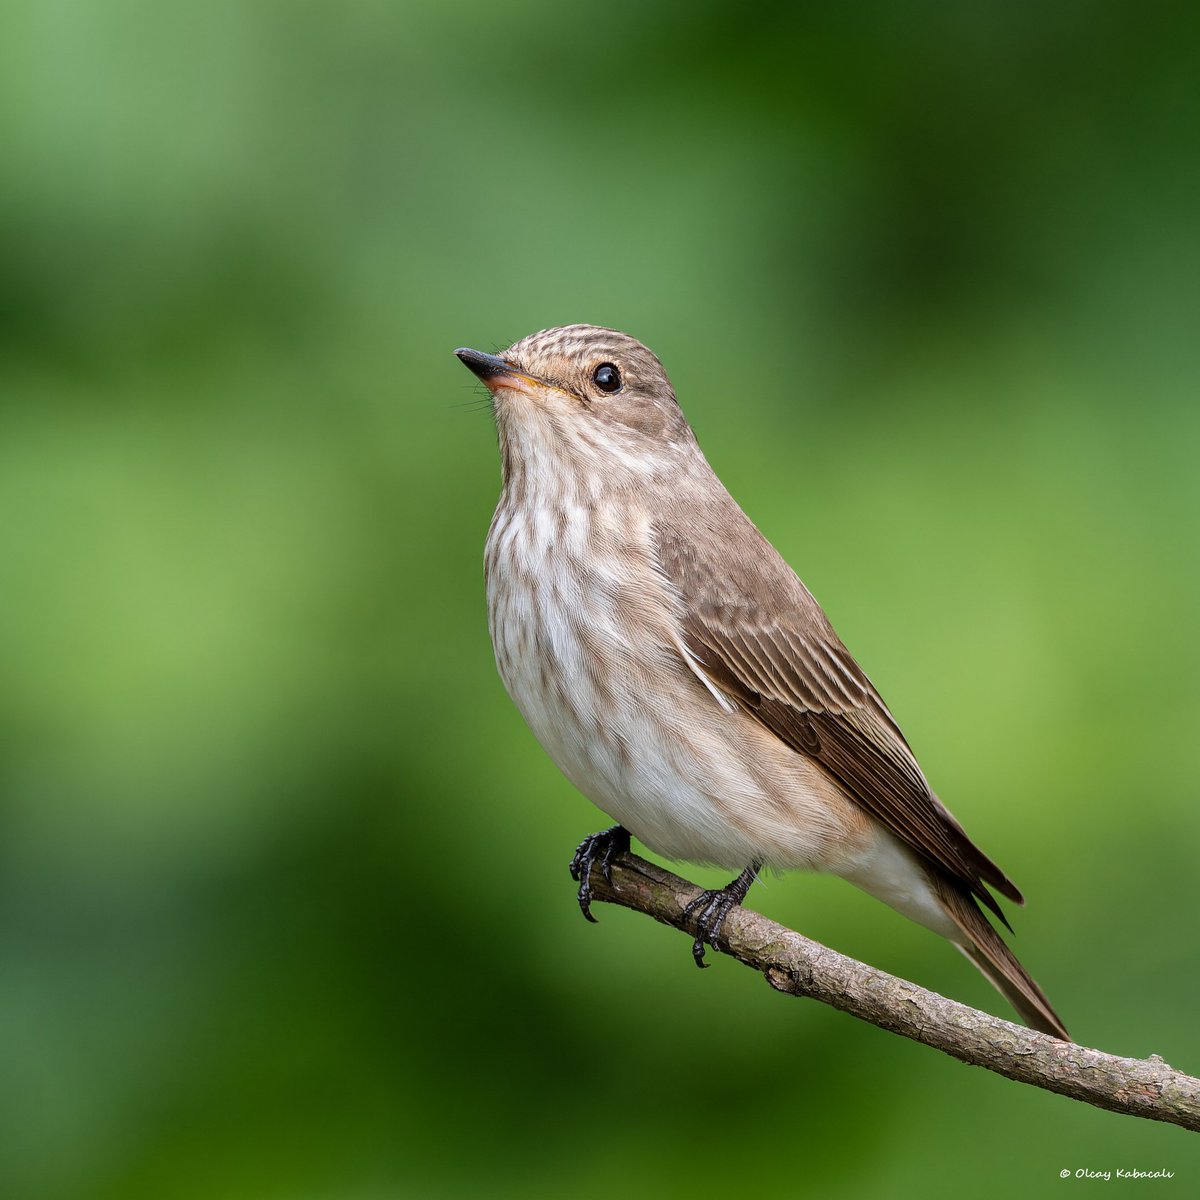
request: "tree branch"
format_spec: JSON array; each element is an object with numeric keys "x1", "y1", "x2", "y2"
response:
[{"x1": 581, "y1": 851, "x2": 1200, "y2": 1133}]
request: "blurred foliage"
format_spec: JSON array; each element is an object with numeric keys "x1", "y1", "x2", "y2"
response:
[{"x1": 2, "y1": 1, "x2": 1199, "y2": 1197}]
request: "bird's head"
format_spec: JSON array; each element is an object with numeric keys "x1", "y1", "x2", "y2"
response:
[{"x1": 456, "y1": 325, "x2": 694, "y2": 482}]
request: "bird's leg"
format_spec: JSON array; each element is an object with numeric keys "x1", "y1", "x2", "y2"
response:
[
  {"x1": 682, "y1": 862, "x2": 762, "y2": 968},
  {"x1": 569, "y1": 825, "x2": 631, "y2": 922}
]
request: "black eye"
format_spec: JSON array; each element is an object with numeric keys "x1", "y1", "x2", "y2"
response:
[{"x1": 592, "y1": 363, "x2": 621, "y2": 393}]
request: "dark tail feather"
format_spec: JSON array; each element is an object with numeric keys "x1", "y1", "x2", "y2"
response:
[{"x1": 935, "y1": 877, "x2": 1070, "y2": 1040}]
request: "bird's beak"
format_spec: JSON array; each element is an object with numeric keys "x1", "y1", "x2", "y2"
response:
[{"x1": 455, "y1": 347, "x2": 539, "y2": 396}]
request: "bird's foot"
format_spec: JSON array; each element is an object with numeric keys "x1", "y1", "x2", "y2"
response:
[
  {"x1": 681, "y1": 863, "x2": 761, "y2": 968},
  {"x1": 569, "y1": 825, "x2": 631, "y2": 922}
]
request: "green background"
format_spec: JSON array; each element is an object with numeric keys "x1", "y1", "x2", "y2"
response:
[{"x1": 3, "y1": 2, "x2": 1199, "y2": 1197}]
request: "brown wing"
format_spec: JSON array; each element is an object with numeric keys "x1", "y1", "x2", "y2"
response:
[{"x1": 654, "y1": 518, "x2": 1022, "y2": 924}]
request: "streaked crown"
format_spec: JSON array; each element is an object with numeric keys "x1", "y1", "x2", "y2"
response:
[{"x1": 501, "y1": 324, "x2": 692, "y2": 443}]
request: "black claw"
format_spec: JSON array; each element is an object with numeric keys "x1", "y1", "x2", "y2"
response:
[
  {"x1": 569, "y1": 825, "x2": 630, "y2": 922},
  {"x1": 681, "y1": 862, "x2": 761, "y2": 968},
  {"x1": 599, "y1": 833, "x2": 624, "y2": 886}
]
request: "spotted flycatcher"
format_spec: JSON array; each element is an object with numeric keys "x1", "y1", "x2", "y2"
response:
[{"x1": 456, "y1": 324, "x2": 1068, "y2": 1039}]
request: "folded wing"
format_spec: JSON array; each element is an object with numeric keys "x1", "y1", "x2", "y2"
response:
[{"x1": 654, "y1": 518, "x2": 1022, "y2": 925}]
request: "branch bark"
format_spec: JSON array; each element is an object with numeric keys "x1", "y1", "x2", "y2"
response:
[{"x1": 581, "y1": 851, "x2": 1200, "y2": 1133}]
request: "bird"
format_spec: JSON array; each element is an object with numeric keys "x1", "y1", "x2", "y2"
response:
[{"x1": 455, "y1": 324, "x2": 1068, "y2": 1040}]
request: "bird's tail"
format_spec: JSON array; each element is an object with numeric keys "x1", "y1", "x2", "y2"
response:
[{"x1": 932, "y1": 874, "x2": 1070, "y2": 1040}]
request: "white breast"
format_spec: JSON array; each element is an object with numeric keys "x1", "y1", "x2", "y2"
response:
[{"x1": 484, "y1": 489, "x2": 868, "y2": 873}]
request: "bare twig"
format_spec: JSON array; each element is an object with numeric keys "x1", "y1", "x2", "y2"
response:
[{"x1": 581, "y1": 851, "x2": 1200, "y2": 1133}]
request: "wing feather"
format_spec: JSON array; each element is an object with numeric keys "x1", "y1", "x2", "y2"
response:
[{"x1": 655, "y1": 520, "x2": 1022, "y2": 921}]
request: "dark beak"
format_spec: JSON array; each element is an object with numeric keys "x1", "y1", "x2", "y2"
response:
[{"x1": 455, "y1": 347, "x2": 515, "y2": 382}]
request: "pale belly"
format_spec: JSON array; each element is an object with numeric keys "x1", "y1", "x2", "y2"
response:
[{"x1": 485, "y1": 508, "x2": 873, "y2": 872}]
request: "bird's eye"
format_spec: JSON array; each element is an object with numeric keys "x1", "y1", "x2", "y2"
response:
[{"x1": 592, "y1": 363, "x2": 621, "y2": 393}]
